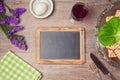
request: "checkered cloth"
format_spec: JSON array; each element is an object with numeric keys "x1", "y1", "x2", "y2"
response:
[{"x1": 0, "y1": 51, "x2": 42, "y2": 80}]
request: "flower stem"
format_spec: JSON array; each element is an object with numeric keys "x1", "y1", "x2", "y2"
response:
[
  {"x1": 4, "y1": 3, "x2": 12, "y2": 12},
  {"x1": 0, "y1": 25, "x2": 9, "y2": 38}
]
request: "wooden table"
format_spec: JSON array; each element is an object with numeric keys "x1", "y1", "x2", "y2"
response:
[{"x1": 1, "y1": 0, "x2": 120, "y2": 80}]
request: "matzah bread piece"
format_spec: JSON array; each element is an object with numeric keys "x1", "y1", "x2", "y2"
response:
[
  {"x1": 106, "y1": 16, "x2": 113, "y2": 22},
  {"x1": 115, "y1": 10, "x2": 120, "y2": 17}
]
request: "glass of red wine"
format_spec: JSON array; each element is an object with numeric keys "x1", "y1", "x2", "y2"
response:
[{"x1": 71, "y1": 2, "x2": 88, "y2": 22}]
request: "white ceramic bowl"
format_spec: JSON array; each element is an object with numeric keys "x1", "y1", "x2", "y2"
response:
[{"x1": 29, "y1": 0, "x2": 53, "y2": 18}]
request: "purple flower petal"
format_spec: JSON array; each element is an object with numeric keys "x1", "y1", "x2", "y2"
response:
[
  {"x1": 8, "y1": 26, "x2": 24, "y2": 34},
  {"x1": 0, "y1": 2, "x2": 3, "y2": 6},
  {"x1": 10, "y1": 37, "x2": 15, "y2": 45},
  {"x1": 0, "y1": 0, "x2": 4, "y2": 2},
  {"x1": 0, "y1": 20, "x2": 5, "y2": 24},
  {"x1": 11, "y1": 37, "x2": 17, "y2": 44},
  {"x1": 14, "y1": 40, "x2": 19, "y2": 46},
  {"x1": 3, "y1": 16, "x2": 19, "y2": 25},
  {"x1": 9, "y1": 35, "x2": 27, "y2": 51},
  {"x1": 11, "y1": 8, "x2": 26, "y2": 18},
  {"x1": 8, "y1": 36, "x2": 13, "y2": 40},
  {"x1": 18, "y1": 43, "x2": 22, "y2": 49},
  {"x1": 0, "y1": 7, "x2": 5, "y2": 13},
  {"x1": 0, "y1": 3, "x2": 5, "y2": 13},
  {"x1": 19, "y1": 36, "x2": 24, "y2": 41},
  {"x1": 21, "y1": 44, "x2": 27, "y2": 51}
]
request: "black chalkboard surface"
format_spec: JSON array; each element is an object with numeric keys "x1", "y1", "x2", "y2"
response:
[
  {"x1": 36, "y1": 27, "x2": 85, "y2": 64},
  {"x1": 40, "y1": 32, "x2": 80, "y2": 59}
]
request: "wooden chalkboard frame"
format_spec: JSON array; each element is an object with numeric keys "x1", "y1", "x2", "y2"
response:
[{"x1": 36, "y1": 27, "x2": 85, "y2": 64}]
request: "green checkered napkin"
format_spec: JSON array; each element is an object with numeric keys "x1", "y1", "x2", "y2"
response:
[{"x1": 0, "y1": 51, "x2": 42, "y2": 80}]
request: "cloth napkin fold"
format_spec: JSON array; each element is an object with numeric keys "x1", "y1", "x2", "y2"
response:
[{"x1": 0, "y1": 51, "x2": 42, "y2": 80}]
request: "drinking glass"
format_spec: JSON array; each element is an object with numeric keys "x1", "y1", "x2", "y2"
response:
[{"x1": 70, "y1": 2, "x2": 88, "y2": 23}]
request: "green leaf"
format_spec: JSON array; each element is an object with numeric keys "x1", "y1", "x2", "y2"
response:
[{"x1": 98, "y1": 17, "x2": 120, "y2": 46}]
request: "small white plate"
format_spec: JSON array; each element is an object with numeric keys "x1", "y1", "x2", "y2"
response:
[{"x1": 29, "y1": 0, "x2": 53, "y2": 18}]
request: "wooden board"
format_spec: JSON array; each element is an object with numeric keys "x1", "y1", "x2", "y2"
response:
[{"x1": 36, "y1": 27, "x2": 85, "y2": 64}]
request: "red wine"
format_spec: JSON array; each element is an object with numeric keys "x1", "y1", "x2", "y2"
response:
[{"x1": 72, "y1": 3, "x2": 88, "y2": 21}]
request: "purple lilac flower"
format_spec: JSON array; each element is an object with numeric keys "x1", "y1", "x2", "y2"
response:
[
  {"x1": 0, "y1": 16, "x2": 19, "y2": 25},
  {"x1": 0, "y1": 2, "x2": 5, "y2": 13},
  {"x1": 21, "y1": 44, "x2": 27, "y2": 51},
  {"x1": 4, "y1": 16, "x2": 19, "y2": 25},
  {"x1": 0, "y1": 20, "x2": 5, "y2": 24},
  {"x1": 0, "y1": 0, "x2": 4, "y2": 2},
  {"x1": 8, "y1": 35, "x2": 27, "y2": 51},
  {"x1": 8, "y1": 36, "x2": 12, "y2": 40},
  {"x1": 11, "y1": 8, "x2": 26, "y2": 18},
  {"x1": 0, "y1": 7, "x2": 5, "y2": 13},
  {"x1": 8, "y1": 26, "x2": 24, "y2": 34},
  {"x1": 0, "y1": 2, "x2": 2, "y2": 5}
]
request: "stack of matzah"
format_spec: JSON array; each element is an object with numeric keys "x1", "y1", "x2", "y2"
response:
[{"x1": 105, "y1": 10, "x2": 120, "y2": 60}]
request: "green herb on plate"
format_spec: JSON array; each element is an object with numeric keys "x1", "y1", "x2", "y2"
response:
[{"x1": 98, "y1": 17, "x2": 120, "y2": 46}]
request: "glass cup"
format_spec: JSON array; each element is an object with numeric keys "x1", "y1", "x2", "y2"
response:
[{"x1": 70, "y1": 2, "x2": 88, "y2": 23}]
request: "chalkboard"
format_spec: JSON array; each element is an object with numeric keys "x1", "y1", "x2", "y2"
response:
[{"x1": 36, "y1": 27, "x2": 85, "y2": 64}]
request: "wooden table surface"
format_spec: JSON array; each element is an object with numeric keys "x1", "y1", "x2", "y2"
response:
[{"x1": 1, "y1": 0, "x2": 120, "y2": 80}]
